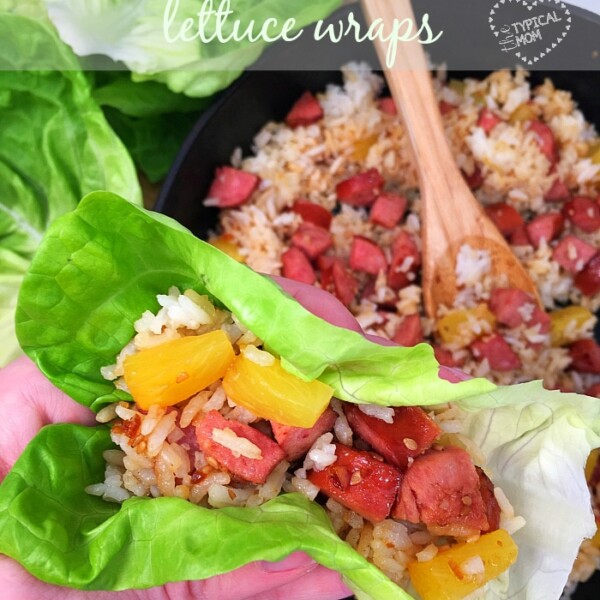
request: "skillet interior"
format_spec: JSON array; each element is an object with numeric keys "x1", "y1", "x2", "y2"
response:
[{"x1": 155, "y1": 2, "x2": 600, "y2": 598}]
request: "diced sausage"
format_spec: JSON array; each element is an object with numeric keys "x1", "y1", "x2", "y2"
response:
[
  {"x1": 377, "y1": 96, "x2": 397, "y2": 116},
  {"x1": 574, "y1": 252, "x2": 600, "y2": 296},
  {"x1": 484, "y1": 202, "x2": 524, "y2": 237},
  {"x1": 316, "y1": 255, "x2": 335, "y2": 291},
  {"x1": 439, "y1": 101, "x2": 456, "y2": 115},
  {"x1": 291, "y1": 199, "x2": 332, "y2": 230},
  {"x1": 488, "y1": 288, "x2": 530, "y2": 328},
  {"x1": 392, "y1": 314, "x2": 423, "y2": 347},
  {"x1": 569, "y1": 339, "x2": 600, "y2": 374},
  {"x1": 527, "y1": 120, "x2": 557, "y2": 163},
  {"x1": 317, "y1": 255, "x2": 359, "y2": 305},
  {"x1": 509, "y1": 224, "x2": 532, "y2": 247},
  {"x1": 392, "y1": 446, "x2": 492, "y2": 536},
  {"x1": 291, "y1": 222, "x2": 333, "y2": 259},
  {"x1": 433, "y1": 344, "x2": 464, "y2": 368},
  {"x1": 552, "y1": 235, "x2": 597, "y2": 273},
  {"x1": 285, "y1": 91, "x2": 323, "y2": 128},
  {"x1": 526, "y1": 212, "x2": 564, "y2": 248},
  {"x1": 387, "y1": 231, "x2": 421, "y2": 290},
  {"x1": 271, "y1": 408, "x2": 337, "y2": 461},
  {"x1": 336, "y1": 169, "x2": 384, "y2": 206},
  {"x1": 463, "y1": 165, "x2": 484, "y2": 191},
  {"x1": 585, "y1": 383, "x2": 600, "y2": 398},
  {"x1": 332, "y1": 260, "x2": 359, "y2": 307},
  {"x1": 344, "y1": 405, "x2": 440, "y2": 469},
  {"x1": 528, "y1": 305, "x2": 551, "y2": 334},
  {"x1": 349, "y1": 236, "x2": 387, "y2": 275},
  {"x1": 544, "y1": 178, "x2": 570, "y2": 203},
  {"x1": 477, "y1": 107, "x2": 502, "y2": 134},
  {"x1": 281, "y1": 247, "x2": 316, "y2": 285},
  {"x1": 488, "y1": 288, "x2": 549, "y2": 333},
  {"x1": 196, "y1": 410, "x2": 285, "y2": 484},
  {"x1": 369, "y1": 192, "x2": 407, "y2": 228},
  {"x1": 307, "y1": 443, "x2": 402, "y2": 522},
  {"x1": 562, "y1": 196, "x2": 600, "y2": 233},
  {"x1": 476, "y1": 467, "x2": 500, "y2": 532},
  {"x1": 471, "y1": 334, "x2": 521, "y2": 371},
  {"x1": 207, "y1": 167, "x2": 260, "y2": 208}
]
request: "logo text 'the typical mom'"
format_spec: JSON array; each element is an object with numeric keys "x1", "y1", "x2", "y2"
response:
[{"x1": 497, "y1": 9, "x2": 562, "y2": 52}]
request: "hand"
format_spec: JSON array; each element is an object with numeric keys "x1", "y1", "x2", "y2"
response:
[
  {"x1": 0, "y1": 278, "x2": 467, "y2": 599},
  {"x1": 0, "y1": 356, "x2": 351, "y2": 600},
  {"x1": 275, "y1": 275, "x2": 468, "y2": 384}
]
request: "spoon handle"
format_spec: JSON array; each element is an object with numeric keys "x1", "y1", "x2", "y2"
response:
[
  {"x1": 360, "y1": 0, "x2": 542, "y2": 315},
  {"x1": 360, "y1": 0, "x2": 483, "y2": 218}
]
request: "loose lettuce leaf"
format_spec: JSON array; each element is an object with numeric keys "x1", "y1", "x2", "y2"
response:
[
  {"x1": 90, "y1": 73, "x2": 213, "y2": 182},
  {"x1": 16, "y1": 192, "x2": 494, "y2": 412},
  {"x1": 91, "y1": 72, "x2": 211, "y2": 118},
  {"x1": 459, "y1": 382, "x2": 600, "y2": 599},
  {"x1": 0, "y1": 14, "x2": 142, "y2": 367},
  {"x1": 1, "y1": 384, "x2": 598, "y2": 599},
  {"x1": 44, "y1": 0, "x2": 343, "y2": 97},
  {"x1": 0, "y1": 424, "x2": 405, "y2": 599},
  {"x1": 101, "y1": 107, "x2": 207, "y2": 183}
]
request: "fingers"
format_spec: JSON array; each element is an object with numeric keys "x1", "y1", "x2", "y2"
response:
[
  {"x1": 246, "y1": 565, "x2": 353, "y2": 600},
  {"x1": 272, "y1": 276, "x2": 472, "y2": 383},
  {"x1": 0, "y1": 553, "x2": 352, "y2": 600},
  {"x1": 152, "y1": 552, "x2": 350, "y2": 600},
  {"x1": 0, "y1": 356, "x2": 96, "y2": 480},
  {"x1": 3, "y1": 355, "x2": 95, "y2": 427},
  {"x1": 438, "y1": 365, "x2": 471, "y2": 383},
  {"x1": 270, "y1": 276, "x2": 363, "y2": 334}
]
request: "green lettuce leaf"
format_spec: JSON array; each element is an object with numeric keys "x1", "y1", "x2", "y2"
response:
[
  {"x1": 16, "y1": 192, "x2": 494, "y2": 411},
  {"x1": 90, "y1": 73, "x2": 213, "y2": 182},
  {"x1": 7, "y1": 192, "x2": 600, "y2": 598},
  {"x1": 0, "y1": 424, "x2": 404, "y2": 598},
  {"x1": 0, "y1": 384, "x2": 598, "y2": 598},
  {"x1": 100, "y1": 107, "x2": 206, "y2": 183},
  {"x1": 0, "y1": 14, "x2": 142, "y2": 367},
  {"x1": 43, "y1": 0, "x2": 343, "y2": 97},
  {"x1": 459, "y1": 382, "x2": 600, "y2": 599}
]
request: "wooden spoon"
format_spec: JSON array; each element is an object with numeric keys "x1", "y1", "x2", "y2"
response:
[{"x1": 361, "y1": 0, "x2": 541, "y2": 318}]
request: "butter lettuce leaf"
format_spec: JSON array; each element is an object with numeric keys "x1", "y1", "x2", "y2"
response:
[
  {"x1": 7, "y1": 193, "x2": 600, "y2": 599},
  {"x1": 0, "y1": 382, "x2": 598, "y2": 598},
  {"x1": 0, "y1": 15, "x2": 142, "y2": 367},
  {"x1": 90, "y1": 73, "x2": 213, "y2": 182},
  {"x1": 16, "y1": 192, "x2": 494, "y2": 412},
  {"x1": 0, "y1": 424, "x2": 405, "y2": 599},
  {"x1": 44, "y1": 0, "x2": 343, "y2": 98},
  {"x1": 459, "y1": 382, "x2": 600, "y2": 599}
]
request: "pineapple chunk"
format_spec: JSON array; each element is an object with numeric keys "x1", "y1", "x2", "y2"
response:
[
  {"x1": 123, "y1": 330, "x2": 235, "y2": 410},
  {"x1": 408, "y1": 529, "x2": 518, "y2": 600},
  {"x1": 222, "y1": 351, "x2": 333, "y2": 428}
]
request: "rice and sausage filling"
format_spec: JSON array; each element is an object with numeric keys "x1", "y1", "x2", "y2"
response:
[
  {"x1": 206, "y1": 63, "x2": 600, "y2": 393},
  {"x1": 202, "y1": 64, "x2": 600, "y2": 586},
  {"x1": 90, "y1": 287, "x2": 522, "y2": 597}
]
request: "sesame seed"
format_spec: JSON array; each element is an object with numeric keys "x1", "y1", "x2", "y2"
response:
[
  {"x1": 350, "y1": 471, "x2": 362, "y2": 485},
  {"x1": 403, "y1": 437, "x2": 418, "y2": 450}
]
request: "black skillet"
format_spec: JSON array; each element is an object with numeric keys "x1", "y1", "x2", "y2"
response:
[{"x1": 156, "y1": 1, "x2": 600, "y2": 598}]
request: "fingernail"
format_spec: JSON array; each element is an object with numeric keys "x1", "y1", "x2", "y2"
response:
[{"x1": 260, "y1": 552, "x2": 316, "y2": 573}]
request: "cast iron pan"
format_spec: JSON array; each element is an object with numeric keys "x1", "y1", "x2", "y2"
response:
[{"x1": 156, "y1": 2, "x2": 600, "y2": 598}]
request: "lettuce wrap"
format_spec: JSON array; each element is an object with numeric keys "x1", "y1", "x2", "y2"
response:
[{"x1": 1, "y1": 192, "x2": 599, "y2": 599}]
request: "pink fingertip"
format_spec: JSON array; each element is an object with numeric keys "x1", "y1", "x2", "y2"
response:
[
  {"x1": 260, "y1": 552, "x2": 317, "y2": 574},
  {"x1": 439, "y1": 365, "x2": 472, "y2": 383}
]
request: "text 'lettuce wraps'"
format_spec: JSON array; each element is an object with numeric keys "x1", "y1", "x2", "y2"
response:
[{"x1": 1, "y1": 192, "x2": 599, "y2": 600}]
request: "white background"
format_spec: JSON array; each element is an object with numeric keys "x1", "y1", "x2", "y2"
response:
[{"x1": 565, "y1": 0, "x2": 599, "y2": 15}]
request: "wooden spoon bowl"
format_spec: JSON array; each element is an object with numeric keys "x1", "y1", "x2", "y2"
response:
[{"x1": 361, "y1": 0, "x2": 541, "y2": 318}]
